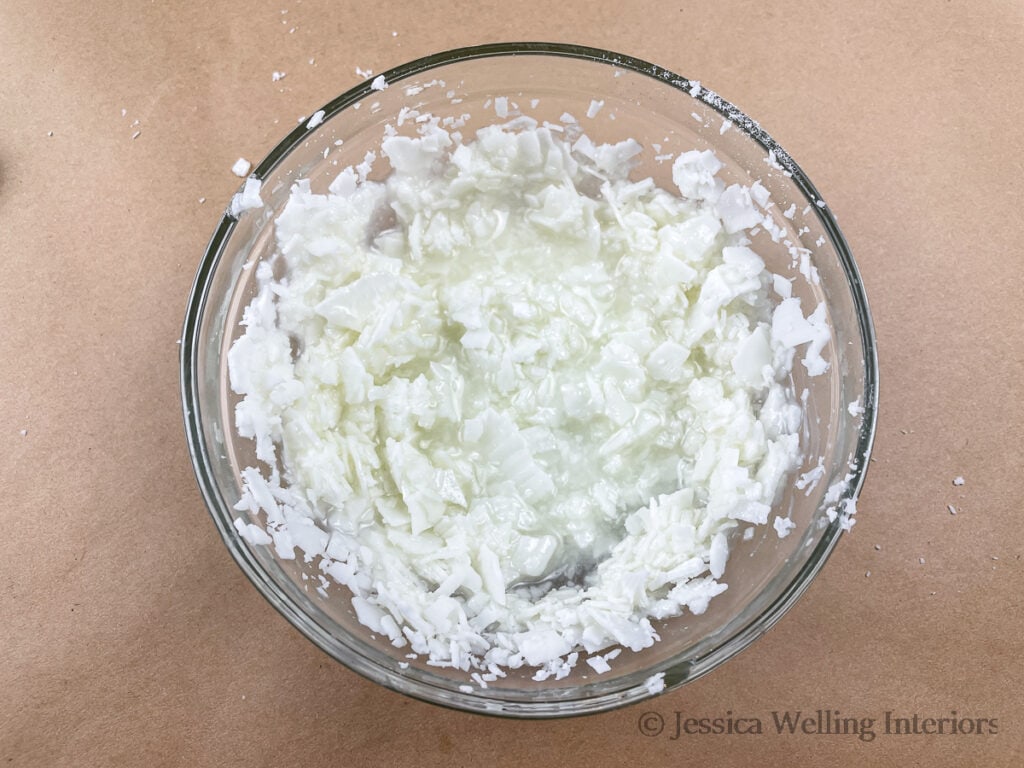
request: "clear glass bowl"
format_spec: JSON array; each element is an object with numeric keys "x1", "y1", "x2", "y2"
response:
[{"x1": 181, "y1": 42, "x2": 878, "y2": 717}]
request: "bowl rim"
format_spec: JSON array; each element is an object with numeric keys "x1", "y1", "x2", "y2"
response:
[{"x1": 180, "y1": 41, "x2": 879, "y2": 718}]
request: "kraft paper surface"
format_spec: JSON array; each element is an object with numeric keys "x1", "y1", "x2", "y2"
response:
[{"x1": 2, "y1": 1, "x2": 1021, "y2": 765}]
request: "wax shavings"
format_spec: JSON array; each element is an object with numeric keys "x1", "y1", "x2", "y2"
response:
[{"x1": 227, "y1": 113, "x2": 837, "y2": 685}]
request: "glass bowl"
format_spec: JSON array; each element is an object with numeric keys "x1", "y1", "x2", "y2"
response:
[{"x1": 181, "y1": 42, "x2": 877, "y2": 717}]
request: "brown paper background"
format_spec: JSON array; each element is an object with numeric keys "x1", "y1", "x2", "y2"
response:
[{"x1": 2, "y1": 0, "x2": 1021, "y2": 765}]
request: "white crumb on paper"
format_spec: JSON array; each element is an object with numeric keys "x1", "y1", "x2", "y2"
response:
[
  {"x1": 586, "y1": 99, "x2": 604, "y2": 118},
  {"x1": 231, "y1": 158, "x2": 252, "y2": 177},
  {"x1": 953, "y1": 476, "x2": 965, "y2": 486},
  {"x1": 272, "y1": 71, "x2": 286, "y2": 81},
  {"x1": 371, "y1": 75, "x2": 388, "y2": 91}
]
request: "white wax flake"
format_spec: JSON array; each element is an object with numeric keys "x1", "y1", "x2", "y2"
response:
[
  {"x1": 783, "y1": 204, "x2": 797, "y2": 220},
  {"x1": 272, "y1": 71, "x2": 286, "y2": 81},
  {"x1": 233, "y1": 517, "x2": 273, "y2": 546},
  {"x1": 848, "y1": 399, "x2": 864, "y2": 417},
  {"x1": 19, "y1": 429, "x2": 27, "y2": 437},
  {"x1": 742, "y1": 527, "x2": 755, "y2": 541},
  {"x1": 559, "y1": 111, "x2": 576, "y2": 123},
  {"x1": 306, "y1": 110, "x2": 326, "y2": 129},
  {"x1": 494, "y1": 96, "x2": 508, "y2": 118},
  {"x1": 585, "y1": 655, "x2": 611, "y2": 674},
  {"x1": 690, "y1": 112, "x2": 703, "y2": 123},
  {"x1": 815, "y1": 235, "x2": 826, "y2": 247},
  {"x1": 231, "y1": 158, "x2": 252, "y2": 177},
  {"x1": 644, "y1": 673, "x2": 666, "y2": 695},
  {"x1": 370, "y1": 75, "x2": 388, "y2": 91},
  {"x1": 772, "y1": 273, "x2": 793, "y2": 299},
  {"x1": 839, "y1": 499, "x2": 857, "y2": 531},
  {"x1": 586, "y1": 99, "x2": 604, "y2": 118},
  {"x1": 229, "y1": 177, "x2": 264, "y2": 217},
  {"x1": 688, "y1": 80, "x2": 701, "y2": 97},
  {"x1": 771, "y1": 299, "x2": 831, "y2": 376},
  {"x1": 130, "y1": 130, "x2": 141, "y2": 140},
  {"x1": 773, "y1": 516, "x2": 796, "y2": 539},
  {"x1": 953, "y1": 476, "x2": 965, "y2": 486},
  {"x1": 709, "y1": 533, "x2": 729, "y2": 579},
  {"x1": 919, "y1": 557, "x2": 926, "y2": 565},
  {"x1": 198, "y1": 197, "x2": 206, "y2": 204},
  {"x1": 47, "y1": 130, "x2": 54, "y2": 137},
  {"x1": 355, "y1": 66, "x2": 373, "y2": 78},
  {"x1": 720, "y1": 119, "x2": 733, "y2": 135},
  {"x1": 121, "y1": 108, "x2": 127, "y2": 117},
  {"x1": 947, "y1": 505, "x2": 957, "y2": 515}
]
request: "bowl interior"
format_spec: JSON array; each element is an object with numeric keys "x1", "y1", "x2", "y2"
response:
[{"x1": 182, "y1": 44, "x2": 876, "y2": 717}]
